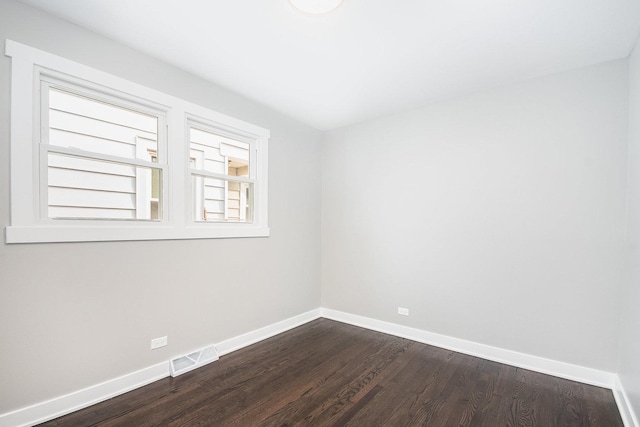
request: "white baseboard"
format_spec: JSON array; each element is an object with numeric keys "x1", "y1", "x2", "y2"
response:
[
  {"x1": 321, "y1": 308, "x2": 616, "y2": 388},
  {"x1": 614, "y1": 376, "x2": 639, "y2": 427},
  {"x1": 0, "y1": 361, "x2": 170, "y2": 427},
  {"x1": 216, "y1": 309, "x2": 322, "y2": 356},
  {"x1": 0, "y1": 308, "x2": 322, "y2": 427},
  {"x1": 0, "y1": 307, "x2": 622, "y2": 427}
]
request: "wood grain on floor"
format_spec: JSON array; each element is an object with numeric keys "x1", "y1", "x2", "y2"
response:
[{"x1": 40, "y1": 319, "x2": 623, "y2": 426}]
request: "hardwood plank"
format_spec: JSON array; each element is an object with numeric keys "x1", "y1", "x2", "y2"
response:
[
  {"x1": 38, "y1": 319, "x2": 623, "y2": 427},
  {"x1": 342, "y1": 345, "x2": 456, "y2": 425}
]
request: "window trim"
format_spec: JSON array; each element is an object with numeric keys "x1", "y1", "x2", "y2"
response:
[{"x1": 5, "y1": 39, "x2": 270, "y2": 243}]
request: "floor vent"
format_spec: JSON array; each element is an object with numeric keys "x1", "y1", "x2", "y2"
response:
[{"x1": 170, "y1": 345, "x2": 219, "y2": 377}]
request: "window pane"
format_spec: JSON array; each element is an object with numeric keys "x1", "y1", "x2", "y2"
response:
[
  {"x1": 48, "y1": 153, "x2": 162, "y2": 220},
  {"x1": 189, "y1": 127, "x2": 250, "y2": 176},
  {"x1": 192, "y1": 175, "x2": 252, "y2": 223},
  {"x1": 47, "y1": 87, "x2": 158, "y2": 161}
]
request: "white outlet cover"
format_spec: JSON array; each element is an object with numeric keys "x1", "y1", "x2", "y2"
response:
[
  {"x1": 151, "y1": 336, "x2": 168, "y2": 350},
  {"x1": 398, "y1": 307, "x2": 409, "y2": 316}
]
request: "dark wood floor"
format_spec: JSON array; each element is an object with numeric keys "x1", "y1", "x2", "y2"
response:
[{"x1": 40, "y1": 319, "x2": 623, "y2": 426}]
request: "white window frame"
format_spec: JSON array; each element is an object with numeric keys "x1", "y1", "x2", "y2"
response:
[
  {"x1": 186, "y1": 118, "x2": 257, "y2": 224},
  {"x1": 5, "y1": 39, "x2": 270, "y2": 243},
  {"x1": 39, "y1": 75, "x2": 169, "y2": 223}
]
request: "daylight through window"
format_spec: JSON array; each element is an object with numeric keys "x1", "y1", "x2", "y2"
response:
[
  {"x1": 5, "y1": 39, "x2": 270, "y2": 243},
  {"x1": 43, "y1": 82, "x2": 165, "y2": 221}
]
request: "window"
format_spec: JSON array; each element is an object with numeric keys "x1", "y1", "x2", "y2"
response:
[
  {"x1": 188, "y1": 123, "x2": 253, "y2": 223},
  {"x1": 5, "y1": 40, "x2": 270, "y2": 243},
  {"x1": 43, "y1": 81, "x2": 166, "y2": 221}
]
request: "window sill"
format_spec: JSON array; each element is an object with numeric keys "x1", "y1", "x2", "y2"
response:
[{"x1": 5, "y1": 224, "x2": 270, "y2": 244}]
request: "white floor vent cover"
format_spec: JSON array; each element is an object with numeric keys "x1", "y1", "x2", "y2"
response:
[{"x1": 170, "y1": 345, "x2": 219, "y2": 377}]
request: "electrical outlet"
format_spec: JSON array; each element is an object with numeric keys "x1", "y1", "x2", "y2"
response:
[
  {"x1": 398, "y1": 307, "x2": 409, "y2": 316},
  {"x1": 151, "y1": 336, "x2": 168, "y2": 350}
]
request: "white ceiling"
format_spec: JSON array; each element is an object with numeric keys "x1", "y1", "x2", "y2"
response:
[{"x1": 18, "y1": 0, "x2": 640, "y2": 130}]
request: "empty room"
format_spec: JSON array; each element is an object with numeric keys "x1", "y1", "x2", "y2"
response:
[{"x1": 1, "y1": 0, "x2": 640, "y2": 425}]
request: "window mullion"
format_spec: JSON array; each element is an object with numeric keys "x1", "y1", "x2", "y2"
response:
[{"x1": 167, "y1": 108, "x2": 185, "y2": 226}]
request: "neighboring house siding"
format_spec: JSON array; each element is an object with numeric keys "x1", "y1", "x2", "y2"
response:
[
  {"x1": 189, "y1": 127, "x2": 249, "y2": 222},
  {"x1": 46, "y1": 88, "x2": 251, "y2": 223},
  {"x1": 190, "y1": 128, "x2": 227, "y2": 221},
  {"x1": 47, "y1": 87, "x2": 158, "y2": 219}
]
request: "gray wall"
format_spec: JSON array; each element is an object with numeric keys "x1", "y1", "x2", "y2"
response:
[
  {"x1": 620, "y1": 39, "x2": 640, "y2": 421},
  {"x1": 0, "y1": 0, "x2": 322, "y2": 413},
  {"x1": 321, "y1": 60, "x2": 629, "y2": 372},
  {"x1": 2, "y1": 0, "x2": 638, "y2": 419}
]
